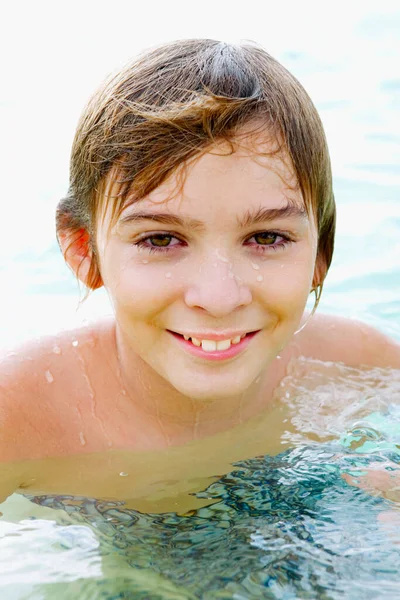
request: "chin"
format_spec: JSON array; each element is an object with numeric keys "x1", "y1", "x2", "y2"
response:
[{"x1": 165, "y1": 366, "x2": 262, "y2": 402}]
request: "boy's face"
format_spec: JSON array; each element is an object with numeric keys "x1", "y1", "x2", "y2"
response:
[{"x1": 96, "y1": 134, "x2": 319, "y2": 400}]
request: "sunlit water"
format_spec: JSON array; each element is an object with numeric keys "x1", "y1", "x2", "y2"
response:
[{"x1": 1, "y1": 5, "x2": 400, "y2": 599}]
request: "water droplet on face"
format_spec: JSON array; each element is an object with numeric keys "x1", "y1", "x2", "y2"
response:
[
  {"x1": 251, "y1": 263, "x2": 260, "y2": 270},
  {"x1": 52, "y1": 345, "x2": 61, "y2": 355},
  {"x1": 72, "y1": 340, "x2": 79, "y2": 347},
  {"x1": 276, "y1": 355, "x2": 281, "y2": 360},
  {"x1": 45, "y1": 370, "x2": 54, "y2": 383},
  {"x1": 165, "y1": 272, "x2": 172, "y2": 278},
  {"x1": 215, "y1": 249, "x2": 229, "y2": 263},
  {"x1": 119, "y1": 472, "x2": 129, "y2": 477},
  {"x1": 121, "y1": 389, "x2": 127, "y2": 396},
  {"x1": 256, "y1": 275, "x2": 263, "y2": 282},
  {"x1": 79, "y1": 431, "x2": 86, "y2": 446},
  {"x1": 142, "y1": 259, "x2": 149, "y2": 264}
]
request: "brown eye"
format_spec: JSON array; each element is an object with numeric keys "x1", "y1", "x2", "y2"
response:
[
  {"x1": 253, "y1": 232, "x2": 278, "y2": 245},
  {"x1": 149, "y1": 235, "x2": 173, "y2": 247}
]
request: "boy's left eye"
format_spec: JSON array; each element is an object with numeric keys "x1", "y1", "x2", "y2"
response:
[
  {"x1": 252, "y1": 232, "x2": 279, "y2": 245},
  {"x1": 246, "y1": 231, "x2": 289, "y2": 248}
]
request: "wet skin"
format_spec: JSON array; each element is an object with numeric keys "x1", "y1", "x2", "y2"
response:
[
  {"x1": 94, "y1": 136, "x2": 319, "y2": 429},
  {"x1": 0, "y1": 134, "x2": 400, "y2": 508}
]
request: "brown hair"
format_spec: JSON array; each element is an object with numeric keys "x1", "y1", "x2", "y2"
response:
[{"x1": 56, "y1": 38, "x2": 335, "y2": 292}]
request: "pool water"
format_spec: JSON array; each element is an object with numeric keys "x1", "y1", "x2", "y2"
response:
[{"x1": 8, "y1": 448, "x2": 400, "y2": 599}]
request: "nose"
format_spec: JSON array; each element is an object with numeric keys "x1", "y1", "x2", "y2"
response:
[{"x1": 184, "y1": 256, "x2": 252, "y2": 317}]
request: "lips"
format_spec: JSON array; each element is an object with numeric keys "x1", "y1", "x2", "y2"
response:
[{"x1": 167, "y1": 330, "x2": 259, "y2": 360}]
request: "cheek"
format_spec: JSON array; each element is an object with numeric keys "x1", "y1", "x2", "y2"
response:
[
  {"x1": 102, "y1": 252, "x2": 180, "y2": 319},
  {"x1": 256, "y1": 254, "x2": 315, "y2": 307}
]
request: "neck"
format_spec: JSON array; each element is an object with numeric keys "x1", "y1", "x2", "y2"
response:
[{"x1": 111, "y1": 323, "x2": 282, "y2": 447}]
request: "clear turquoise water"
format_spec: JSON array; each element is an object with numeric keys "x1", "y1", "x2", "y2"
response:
[
  {"x1": 2, "y1": 422, "x2": 400, "y2": 599},
  {"x1": 1, "y1": 5, "x2": 400, "y2": 599}
]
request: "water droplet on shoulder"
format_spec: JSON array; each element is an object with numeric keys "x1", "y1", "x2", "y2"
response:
[{"x1": 45, "y1": 370, "x2": 54, "y2": 383}]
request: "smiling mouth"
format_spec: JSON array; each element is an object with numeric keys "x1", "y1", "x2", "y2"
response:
[{"x1": 167, "y1": 330, "x2": 259, "y2": 354}]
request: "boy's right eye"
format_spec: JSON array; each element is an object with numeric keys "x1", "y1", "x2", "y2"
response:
[
  {"x1": 135, "y1": 233, "x2": 183, "y2": 253},
  {"x1": 147, "y1": 234, "x2": 175, "y2": 247}
]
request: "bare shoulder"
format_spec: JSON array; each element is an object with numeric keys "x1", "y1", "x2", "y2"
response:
[
  {"x1": 288, "y1": 312, "x2": 400, "y2": 369},
  {"x1": 0, "y1": 318, "x2": 116, "y2": 462}
]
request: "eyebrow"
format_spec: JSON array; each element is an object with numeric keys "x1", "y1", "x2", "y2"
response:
[
  {"x1": 119, "y1": 212, "x2": 205, "y2": 231},
  {"x1": 118, "y1": 203, "x2": 307, "y2": 231},
  {"x1": 237, "y1": 204, "x2": 308, "y2": 228}
]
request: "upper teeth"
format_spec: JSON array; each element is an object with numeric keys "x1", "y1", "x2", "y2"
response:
[{"x1": 182, "y1": 334, "x2": 245, "y2": 352}]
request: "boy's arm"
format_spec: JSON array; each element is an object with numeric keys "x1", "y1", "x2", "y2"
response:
[
  {"x1": 0, "y1": 343, "x2": 56, "y2": 464},
  {"x1": 0, "y1": 356, "x2": 42, "y2": 501}
]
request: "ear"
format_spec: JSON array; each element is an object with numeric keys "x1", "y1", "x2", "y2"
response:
[
  {"x1": 312, "y1": 252, "x2": 327, "y2": 291},
  {"x1": 57, "y1": 228, "x2": 103, "y2": 289}
]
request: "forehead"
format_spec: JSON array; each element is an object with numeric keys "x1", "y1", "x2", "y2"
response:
[{"x1": 103, "y1": 132, "x2": 304, "y2": 226}]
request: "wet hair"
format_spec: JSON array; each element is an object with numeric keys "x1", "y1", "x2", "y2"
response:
[{"x1": 56, "y1": 38, "x2": 335, "y2": 292}]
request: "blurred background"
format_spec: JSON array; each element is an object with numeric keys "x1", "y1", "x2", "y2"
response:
[{"x1": 1, "y1": 0, "x2": 399, "y2": 347}]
